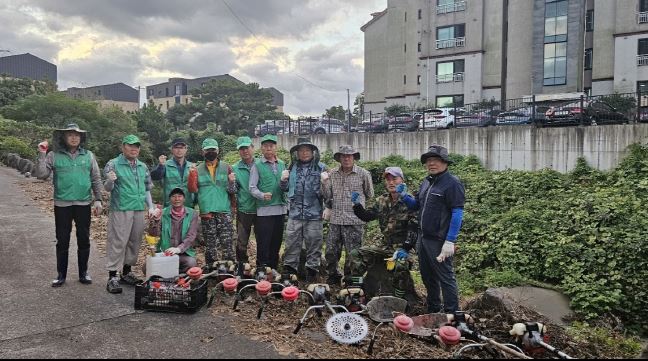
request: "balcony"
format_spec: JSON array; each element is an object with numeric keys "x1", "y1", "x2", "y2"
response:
[
  {"x1": 436, "y1": 37, "x2": 465, "y2": 49},
  {"x1": 436, "y1": 72, "x2": 465, "y2": 83},
  {"x1": 638, "y1": 11, "x2": 648, "y2": 24},
  {"x1": 437, "y1": 1, "x2": 466, "y2": 15},
  {"x1": 638, "y1": 55, "x2": 648, "y2": 66}
]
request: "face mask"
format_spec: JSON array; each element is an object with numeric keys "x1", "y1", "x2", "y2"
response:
[{"x1": 205, "y1": 152, "x2": 218, "y2": 161}]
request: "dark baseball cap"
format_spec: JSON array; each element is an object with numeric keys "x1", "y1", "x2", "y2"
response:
[
  {"x1": 169, "y1": 187, "x2": 185, "y2": 197},
  {"x1": 171, "y1": 138, "x2": 187, "y2": 147}
]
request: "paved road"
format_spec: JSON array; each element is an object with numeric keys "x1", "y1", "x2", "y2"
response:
[{"x1": 0, "y1": 166, "x2": 287, "y2": 359}]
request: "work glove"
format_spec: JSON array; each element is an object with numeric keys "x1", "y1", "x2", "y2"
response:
[
  {"x1": 436, "y1": 241, "x2": 455, "y2": 263},
  {"x1": 106, "y1": 171, "x2": 117, "y2": 182},
  {"x1": 92, "y1": 201, "x2": 103, "y2": 217},
  {"x1": 393, "y1": 248, "x2": 408, "y2": 261},
  {"x1": 322, "y1": 208, "x2": 332, "y2": 221},
  {"x1": 320, "y1": 171, "x2": 329, "y2": 182},
  {"x1": 148, "y1": 207, "x2": 162, "y2": 220},
  {"x1": 396, "y1": 183, "x2": 408, "y2": 197},
  {"x1": 281, "y1": 169, "x2": 290, "y2": 181},
  {"x1": 38, "y1": 140, "x2": 49, "y2": 153},
  {"x1": 165, "y1": 247, "x2": 181, "y2": 255},
  {"x1": 228, "y1": 172, "x2": 236, "y2": 183},
  {"x1": 351, "y1": 191, "x2": 360, "y2": 205},
  {"x1": 158, "y1": 154, "x2": 167, "y2": 165}
]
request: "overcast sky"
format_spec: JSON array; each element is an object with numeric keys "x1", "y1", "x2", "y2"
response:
[{"x1": 0, "y1": 0, "x2": 385, "y2": 117}]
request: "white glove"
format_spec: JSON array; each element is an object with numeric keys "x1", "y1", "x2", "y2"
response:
[
  {"x1": 436, "y1": 241, "x2": 455, "y2": 262},
  {"x1": 281, "y1": 169, "x2": 290, "y2": 181},
  {"x1": 166, "y1": 247, "x2": 181, "y2": 255},
  {"x1": 158, "y1": 155, "x2": 167, "y2": 165},
  {"x1": 320, "y1": 171, "x2": 329, "y2": 182},
  {"x1": 92, "y1": 201, "x2": 103, "y2": 217},
  {"x1": 322, "y1": 208, "x2": 332, "y2": 221},
  {"x1": 148, "y1": 208, "x2": 162, "y2": 220},
  {"x1": 106, "y1": 171, "x2": 117, "y2": 182}
]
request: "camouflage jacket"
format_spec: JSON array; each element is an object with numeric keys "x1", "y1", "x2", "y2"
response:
[{"x1": 353, "y1": 193, "x2": 419, "y2": 250}]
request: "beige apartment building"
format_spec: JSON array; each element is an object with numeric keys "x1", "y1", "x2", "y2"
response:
[
  {"x1": 362, "y1": 0, "x2": 648, "y2": 114},
  {"x1": 63, "y1": 83, "x2": 140, "y2": 113}
]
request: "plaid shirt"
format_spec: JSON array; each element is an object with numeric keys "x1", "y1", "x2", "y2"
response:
[{"x1": 323, "y1": 164, "x2": 374, "y2": 225}]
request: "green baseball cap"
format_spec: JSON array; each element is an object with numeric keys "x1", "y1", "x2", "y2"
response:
[
  {"x1": 236, "y1": 136, "x2": 253, "y2": 149},
  {"x1": 122, "y1": 134, "x2": 141, "y2": 145},
  {"x1": 260, "y1": 134, "x2": 277, "y2": 144},
  {"x1": 202, "y1": 138, "x2": 219, "y2": 150}
]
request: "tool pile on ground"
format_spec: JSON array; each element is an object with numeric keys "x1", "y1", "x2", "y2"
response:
[{"x1": 12, "y1": 173, "x2": 636, "y2": 359}]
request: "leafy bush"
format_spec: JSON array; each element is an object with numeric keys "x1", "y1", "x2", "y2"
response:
[{"x1": 0, "y1": 136, "x2": 34, "y2": 159}]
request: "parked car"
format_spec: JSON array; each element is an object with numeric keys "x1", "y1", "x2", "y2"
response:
[
  {"x1": 419, "y1": 108, "x2": 464, "y2": 130},
  {"x1": 254, "y1": 124, "x2": 285, "y2": 137},
  {"x1": 495, "y1": 106, "x2": 549, "y2": 126},
  {"x1": 357, "y1": 118, "x2": 389, "y2": 133},
  {"x1": 312, "y1": 118, "x2": 347, "y2": 134},
  {"x1": 543, "y1": 100, "x2": 628, "y2": 126},
  {"x1": 455, "y1": 109, "x2": 503, "y2": 128},
  {"x1": 388, "y1": 114, "x2": 419, "y2": 132}
]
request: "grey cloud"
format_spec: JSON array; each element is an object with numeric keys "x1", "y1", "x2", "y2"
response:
[{"x1": 153, "y1": 43, "x2": 237, "y2": 78}]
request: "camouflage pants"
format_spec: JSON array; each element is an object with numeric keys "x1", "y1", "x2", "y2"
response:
[
  {"x1": 325, "y1": 224, "x2": 364, "y2": 278},
  {"x1": 201, "y1": 212, "x2": 235, "y2": 266},
  {"x1": 349, "y1": 246, "x2": 411, "y2": 296}
]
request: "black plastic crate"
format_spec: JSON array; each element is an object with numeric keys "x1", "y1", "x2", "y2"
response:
[{"x1": 134, "y1": 276, "x2": 208, "y2": 313}]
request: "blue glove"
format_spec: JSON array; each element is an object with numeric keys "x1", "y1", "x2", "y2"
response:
[
  {"x1": 351, "y1": 191, "x2": 360, "y2": 205},
  {"x1": 393, "y1": 248, "x2": 408, "y2": 260},
  {"x1": 396, "y1": 183, "x2": 407, "y2": 196}
]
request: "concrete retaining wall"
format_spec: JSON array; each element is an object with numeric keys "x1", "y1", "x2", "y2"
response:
[{"x1": 253, "y1": 124, "x2": 648, "y2": 172}]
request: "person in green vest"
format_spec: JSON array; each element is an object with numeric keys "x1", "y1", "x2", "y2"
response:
[
  {"x1": 232, "y1": 136, "x2": 257, "y2": 266},
  {"x1": 34, "y1": 123, "x2": 103, "y2": 287},
  {"x1": 150, "y1": 138, "x2": 195, "y2": 208},
  {"x1": 248, "y1": 134, "x2": 288, "y2": 270},
  {"x1": 103, "y1": 134, "x2": 159, "y2": 294},
  {"x1": 187, "y1": 138, "x2": 238, "y2": 267},
  {"x1": 148, "y1": 187, "x2": 199, "y2": 272}
]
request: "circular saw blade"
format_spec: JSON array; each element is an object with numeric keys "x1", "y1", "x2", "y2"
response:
[{"x1": 325, "y1": 312, "x2": 369, "y2": 344}]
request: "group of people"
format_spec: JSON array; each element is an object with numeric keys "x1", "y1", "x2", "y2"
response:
[{"x1": 35, "y1": 123, "x2": 465, "y2": 313}]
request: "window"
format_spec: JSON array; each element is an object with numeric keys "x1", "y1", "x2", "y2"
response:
[
  {"x1": 165, "y1": 88, "x2": 169, "y2": 97},
  {"x1": 404, "y1": 75, "x2": 407, "y2": 85},
  {"x1": 436, "y1": 59, "x2": 465, "y2": 82},
  {"x1": 586, "y1": 10, "x2": 594, "y2": 32},
  {"x1": 418, "y1": 42, "x2": 422, "y2": 52},
  {"x1": 437, "y1": 0, "x2": 466, "y2": 14},
  {"x1": 175, "y1": 84, "x2": 181, "y2": 95},
  {"x1": 584, "y1": 48, "x2": 593, "y2": 70},
  {"x1": 641, "y1": 0, "x2": 648, "y2": 12},
  {"x1": 404, "y1": 43, "x2": 407, "y2": 53},
  {"x1": 437, "y1": 24, "x2": 465, "y2": 40},
  {"x1": 544, "y1": 0, "x2": 568, "y2": 43},
  {"x1": 638, "y1": 81, "x2": 648, "y2": 94},
  {"x1": 418, "y1": 9, "x2": 422, "y2": 19},
  {"x1": 436, "y1": 95, "x2": 464, "y2": 107},
  {"x1": 147, "y1": 89, "x2": 153, "y2": 96},
  {"x1": 544, "y1": 42, "x2": 567, "y2": 85},
  {"x1": 639, "y1": 38, "x2": 648, "y2": 55},
  {"x1": 404, "y1": 11, "x2": 407, "y2": 22},
  {"x1": 417, "y1": 75, "x2": 422, "y2": 85},
  {"x1": 166, "y1": 100, "x2": 169, "y2": 109}
]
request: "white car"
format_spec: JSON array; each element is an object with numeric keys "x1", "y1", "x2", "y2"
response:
[{"x1": 419, "y1": 108, "x2": 465, "y2": 130}]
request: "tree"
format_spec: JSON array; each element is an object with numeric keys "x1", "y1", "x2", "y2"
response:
[
  {"x1": 324, "y1": 105, "x2": 346, "y2": 120},
  {"x1": 188, "y1": 79, "x2": 277, "y2": 135},
  {"x1": 384, "y1": 104, "x2": 410, "y2": 117},
  {"x1": 134, "y1": 104, "x2": 172, "y2": 158},
  {"x1": 0, "y1": 77, "x2": 56, "y2": 108},
  {"x1": 352, "y1": 93, "x2": 364, "y2": 123}
]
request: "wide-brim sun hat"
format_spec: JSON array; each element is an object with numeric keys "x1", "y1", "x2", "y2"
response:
[
  {"x1": 289, "y1": 137, "x2": 319, "y2": 154},
  {"x1": 333, "y1": 145, "x2": 360, "y2": 162},
  {"x1": 420, "y1": 144, "x2": 452, "y2": 164}
]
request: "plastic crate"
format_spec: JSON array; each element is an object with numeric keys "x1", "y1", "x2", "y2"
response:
[{"x1": 134, "y1": 276, "x2": 208, "y2": 313}]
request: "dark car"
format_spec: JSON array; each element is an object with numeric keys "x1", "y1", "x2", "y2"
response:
[
  {"x1": 388, "y1": 114, "x2": 419, "y2": 132},
  {"x1": 543, "y1": 100, "x2": 628, "y2": 126},
  {"x1": 358, "y1": 118, "x2": 389, "y2": 133},
  {"x1": 455, "y1": 109, "x2": 503, "y2": 128},
  {"x1": 254, "y1": 124, "x2": 284, "y2": 137},
  {"x1": 495, "y1": 106, "x2": 549, "y2": 126}
]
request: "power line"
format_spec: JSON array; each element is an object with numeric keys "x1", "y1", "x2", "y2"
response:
[{"x1": 220, "y1": 0, "x2": 345, "y2": 93}]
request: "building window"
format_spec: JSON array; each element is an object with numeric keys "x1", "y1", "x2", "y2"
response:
[
  {"x1": 638, "y1": 39, "x2": 648, "y2": 66},
  {"x1": 147, "y1": 89, "x2": 153, "y2": 96},
  {"x1": 404, "y1": 11, "x2": 407, "y2": 22},
  {"x1": 418, "y1": 9, "x2": 422, "y2": 19},
  {"x1": 175, "y1": 84, "x2": 181, "y2": 95},
  {"x1": 404, "y1": 43, "x2": 407, "y2": 53},
  {"x1": 418, "y1": 42, "x2": 422, "y2": 52},
  {"x1": 641, "y1": 0, "x2": 648, "y2": 12},
  {"x1": 544, "y1": 0, "x2": 568, "y2": 43},
  {"x1": 417, "y1": 75, "x2": 422, "y2": 85},
  {"x1": 638, "y1": 81, "x2": 648, "y2": 95},
  {"x1": 544, "y1": 42, "x2": 567, "y2": 85},
  {"x1": 165, "y1": 88, "x2": 169, "y2": 97},
  {"x1": 404, "y1": 75, "x2": 407, "y2": 85},
  {"x1": 436, "y1": 59, "x2": 465, "y2": 83},
  {"x1": 436, "y1": 95, "x2": 464, "y2": 108},
  {"x1": 584, "y1": 48, "x2": 593, "y2": 70},
  {"x1": 437, "y1": 0, "x2": 466, "y2": 15},
  {"x1": 166, "y1": 100, "x2": 169, "y2": 109},
  {"x1": 436, "y1": 24, "x2": 465, "y2": 49},
  {"x1": 586, "y1": 10, "x2": 594, "y2": 32}
]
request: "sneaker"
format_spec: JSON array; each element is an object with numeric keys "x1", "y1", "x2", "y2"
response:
[
  {"x1": 106, "y1": 277, "x2": 122, "y2": 294},
  {"x1": 120, "y1": 272, "x2": 143, "y2": 286},
  {"x1": 51, "y1": 276, "x2": 66, "y2": 288},
  {"x1": 79, "y1": 273, "x2": 92, "y2": 285}
]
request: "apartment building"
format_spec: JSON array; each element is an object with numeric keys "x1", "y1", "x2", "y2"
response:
[
  {"x1": 0, "y1": 53, "x2": 57, "y2": 83},
  {"x1": 63, "y1": 83, "x2": 140, "y2": 112},
  {"x1": 362, "y1": 0, "x2": 648, "y2": 113},
  {"x1": 146, "y1": 74, "x2": 284, "y2": 113}
]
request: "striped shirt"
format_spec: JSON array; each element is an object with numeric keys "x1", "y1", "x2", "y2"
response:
[{"x1": 322, "y1": 164, "x2": 374, "y2": 225}]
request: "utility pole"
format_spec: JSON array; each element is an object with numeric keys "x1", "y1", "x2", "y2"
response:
[{"x1": 347, "y1": 88, "x2": 352, "y2": 130}]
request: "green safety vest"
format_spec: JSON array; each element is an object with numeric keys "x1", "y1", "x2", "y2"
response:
[
  {"x1": 233, "y1": 160, "x2": 257, "y2": 214},
  {"x1": 53, "y1": 149, "x2": 93, "y2": 202},
  {"x1": 255, "y1": 158, "x2": 286, "y2": 207},
  {"x1": 159, "y1": 207, "x2": 196, "y2": 257},
  {"x1": 110, "y1": 154, "x2": 147, "y2": 211},
  {"x1": 196, "y1": 161, "x2": 231, "y2": 214},
  {"x1": 162, "y1": 159, "x2": 194, "y2": 208}
]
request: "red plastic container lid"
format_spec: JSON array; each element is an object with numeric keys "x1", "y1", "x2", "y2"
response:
[
  {"x1": 256, "y1": 280, "x2": 272, "y2": 296},
  {"x1": 222, "y1": 278, "x2": 238, "y2": 293},
  {"x1": 187, "y1": 267, "x2": 203, "y2": 280},
  {"x1": 439, "y1": 326, "x2": 461, "y2": 345},
  {"x1": 281, "y1": 286, "x2": 300, "y2": 302},
  {"x1": 393, "y1": 315, "x2": 414, "y2": 332}
]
